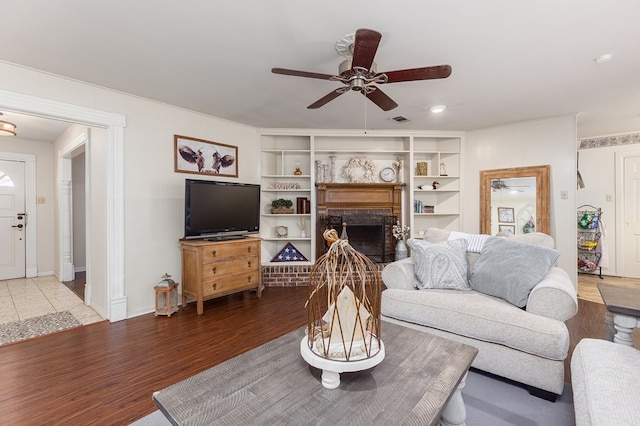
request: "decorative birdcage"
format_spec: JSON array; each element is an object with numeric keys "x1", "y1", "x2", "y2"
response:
[{"x1": 301, "y1": 227, "x2": 385, "y2": 389}]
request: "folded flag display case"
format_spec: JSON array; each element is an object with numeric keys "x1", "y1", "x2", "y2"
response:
[{"x1": 271, "y1": 242, "x2": 309, "y2": 262}]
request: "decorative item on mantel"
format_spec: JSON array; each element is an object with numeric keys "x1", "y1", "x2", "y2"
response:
[
  {"x1": 394, "y1": 157, "x2": 404, "y2": 183},
  {"x1": 392, "y1": 221, "x2": 410, "y2": 261},
  {"x1": 301, "y1": 228, "x2": 385, "y2": 389},
  {"x1": 154, "y1": 273, "x2": 180, "y2": 317},
  {"x1": 329, "y1": 155, "x2": 336, "y2": 182},
  {"x1": 315, "y1": 160, "x2": 323, "y2": 183},
  {"x1": 343, "y1": 157, "x2": 377, "y2": 183}
]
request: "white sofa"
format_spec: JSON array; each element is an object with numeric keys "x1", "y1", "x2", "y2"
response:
[
  {"x1": 381, "y1": 228, "x2": 578, "y2": 400},
  {"x1": 571, "y1": 338, "x2": 640, "y2": 425}
]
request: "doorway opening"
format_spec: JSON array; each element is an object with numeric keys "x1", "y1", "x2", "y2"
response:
[{"x1": 0, "y1": 88, "x2": 127, "y2": 321}]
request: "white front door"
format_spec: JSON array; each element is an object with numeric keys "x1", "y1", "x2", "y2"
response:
[
  {"x1": 0, "y1": 159, "x2": 26, "y2": 280},
  {"x1": 623, "y1": 155, "x2": 640, "y2": 278}
]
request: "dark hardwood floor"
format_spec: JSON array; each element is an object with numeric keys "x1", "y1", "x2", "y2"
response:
[
  {"x1": 62, "y1": 271, "x2": 86, "y2": 300},
  {"x1": 0, "y1": 285, "x2": 636, "y2": 425}
]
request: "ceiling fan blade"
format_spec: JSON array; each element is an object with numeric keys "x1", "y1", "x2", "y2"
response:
[
  {"x1": 307, "y1": 89, "x2": 346, "y2": 109},
  {"x1": 351, "y1": 28, "x2": 382, "y2": 71},
  {"x1": 380, "y1": 65, "x2": 452, "y2": 83},
  {"x1": 271, "y1": 67, "x2": 335, "y2": 80},
  {"x1": 363, "y1": 87, "x2": 398, "y2": 111}
]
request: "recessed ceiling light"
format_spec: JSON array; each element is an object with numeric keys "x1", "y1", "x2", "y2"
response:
[
  {"x1": 429, "y1": 105, "x2": 446, "y2": 114},
  {"x1": 594, "y1": 54, "x2": 613, "y2": 64}
]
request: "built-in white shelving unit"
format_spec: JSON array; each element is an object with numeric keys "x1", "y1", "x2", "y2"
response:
[{"x1": 259, "y1": 131, "x2": 464, "y2": 265}]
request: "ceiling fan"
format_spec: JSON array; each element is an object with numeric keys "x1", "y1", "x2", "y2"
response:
[{"x1": 271, "y1": 28, "x2": 452, "y2": 111}]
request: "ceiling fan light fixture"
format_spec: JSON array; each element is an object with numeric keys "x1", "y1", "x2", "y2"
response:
[
  {"x1": 0, "y1": 117, "x2": 17, "y2": 136},
  {"x1": 429, "y1": 105, "x2": 446, "y2": 114}
]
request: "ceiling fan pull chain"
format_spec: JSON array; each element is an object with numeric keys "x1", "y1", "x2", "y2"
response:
[{"x1": 363, "y1": 89, "x2": 368, "y2": 133}]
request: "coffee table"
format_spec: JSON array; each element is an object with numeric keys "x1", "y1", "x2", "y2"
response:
[
  {"x1": 598, "y1": 283, "x2": 640, "y2": 346},
  {"x1": 153, "y1": 321, "x2": 478, "y2": 425}
]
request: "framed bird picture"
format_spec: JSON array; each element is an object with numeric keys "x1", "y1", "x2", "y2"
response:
[{"x1": 174, "y1": 135, "x2": 238, "y2": 177}]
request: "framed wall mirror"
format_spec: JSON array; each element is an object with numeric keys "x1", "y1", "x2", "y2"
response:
[{"x1": 480, "y1": 165, "x2": 550, "y2": 236}]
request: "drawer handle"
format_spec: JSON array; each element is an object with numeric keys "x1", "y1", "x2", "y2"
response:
[
  {"x1": 247, "y1": 246, "x2": 252, "y2": 253},
  {"x1": 247, "y1": 276, "x2": 252, "y2": 283},
  {"x1": 247, "y1": 260, "x2": 251, "y2": 268},
  {"x1": 211, "y1": 250, "x2": 217, "y2": 257},
  {"x1": 212, "y1": 266, "x2": 217, "y2": 274},
  {"x1": 212, "y1": 283, "x2": 217, "y2": 290}
]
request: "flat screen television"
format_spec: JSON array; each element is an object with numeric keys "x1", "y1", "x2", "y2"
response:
[{"x1": 184, "y1": 178, "x2": 260, "y2": 240}]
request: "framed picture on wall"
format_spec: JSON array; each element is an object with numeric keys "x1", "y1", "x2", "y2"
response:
[
  {"x1": 174, "y1": 135, "x2": 238, "y2": 177},
  {"x1": 497, "y1": 207, "x2": 515, "y2": 223},
  {"x1": 499, "y1": 224, "x2": 515, "y2": 235}
]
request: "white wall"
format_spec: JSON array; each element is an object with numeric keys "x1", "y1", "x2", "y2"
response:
[
  {"x1": 577, "y1": 137, "x2": 640, "y2": 276},
  {"x1": 0, "y1": 61, "x2": 258, "y2": 318},
  {"x1": 464, "y1": 116, "x2": 578, "y2": 284},
  {"x1": 0, "y1": 136, "x2": 55, "y2": 275}
]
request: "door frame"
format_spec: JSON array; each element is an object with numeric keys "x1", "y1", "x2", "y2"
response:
[
  {"x1": 616, "y1": 152, "x2": 640, "y2": 277},
  {"x1": 0, "y1": 153, "x2": 37, "y2": 278},
  {"x1": 0, "y1": 88, "x2": 127, "y2": 322},
  {"x1": 58, "y1": 132, "x2": 88, "y2": 283}
]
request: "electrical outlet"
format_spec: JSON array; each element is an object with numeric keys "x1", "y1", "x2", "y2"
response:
[
  {"x1": 606, "y1": 194, "x2": 613, "y2": 202},
  {"x1": 560, "y1": 190, "x2": 568, "y2": 199},
  {"x1": 36, "y1": 197, "x2": 46, "y2": 204}
]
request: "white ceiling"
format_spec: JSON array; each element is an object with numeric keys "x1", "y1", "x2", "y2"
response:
[{"x1": 1, "y1": 0, "x2": 639, "y2": 141}]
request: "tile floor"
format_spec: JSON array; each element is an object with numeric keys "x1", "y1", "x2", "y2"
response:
[{"x1": 0, "y1": 275, "x2": 103, "y2": 326}]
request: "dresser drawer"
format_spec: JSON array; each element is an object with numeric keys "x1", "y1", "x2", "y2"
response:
[
  {"x1": 201, "y1": 240, "x2": 260, "y2": 263},
  {"x1": 201, "y1": 257, "x2": 259, "y2": 281},
  {"x1": 203, "y1": 271, "x2": 260, "y2": 297}
]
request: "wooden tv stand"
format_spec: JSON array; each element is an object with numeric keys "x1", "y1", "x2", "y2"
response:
[{"x1": 179, "y1": 237, "x2": 262, "y2": 315}]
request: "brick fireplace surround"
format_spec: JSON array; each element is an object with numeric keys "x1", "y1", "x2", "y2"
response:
[{"x1": 262, "y1": 183, "x2": 404, "y2": 288}]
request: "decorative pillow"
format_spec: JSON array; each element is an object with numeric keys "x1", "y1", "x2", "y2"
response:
[
  {"x1": 448, "y1": 231, "x2": 491, "y2": 253},
  {"x1": 422, "y1": 228, "x2": 450, "y2": 244},
  {"x1": 470, "y1": 237, "x2": 560, "y2": 307},
  {"x1": 407, "y1": 238, "x2": 470, "y2": 290}
]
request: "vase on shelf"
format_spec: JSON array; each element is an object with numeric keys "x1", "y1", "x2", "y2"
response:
[{"x1": 395, "y1": 239, "x2": 408, "y2": 261}]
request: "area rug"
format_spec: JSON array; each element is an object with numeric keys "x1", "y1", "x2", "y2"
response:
[
  {"x1": 0, "y1": 311, "x2": 82, "y2": 347},
  {"x1": 129, "y1": 368, "x2": 574, "y2": 425}
]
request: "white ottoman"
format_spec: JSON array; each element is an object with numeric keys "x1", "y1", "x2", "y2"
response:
[{"x1": 571, "y1": 338, "x2": 640, "y2": 426}]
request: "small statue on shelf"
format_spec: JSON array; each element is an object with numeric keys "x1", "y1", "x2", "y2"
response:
[
  {"x1": 439, "y1": 162, "x2": 448, "y2": 176},
  {"x1": 432, "y1": 181, "x2": 440, "y2": 190},
  {"x1": 294, "y1": 157, "x2": 303, "y2": 175},
  {"x1": 394, "y1": 157, "x2": 404, "y2": 183}
]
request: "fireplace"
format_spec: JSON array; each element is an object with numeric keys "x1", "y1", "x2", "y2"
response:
[
  {"x1": 316, "y1": 183, "x2": 404, "y2": 263},
  {"x1": 320, "y1": 214, "x2": 396, "y2": 262}
]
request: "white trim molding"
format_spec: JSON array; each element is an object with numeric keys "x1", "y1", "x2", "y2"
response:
[{"x1": 0, "y1": 88, "x2": 127, "y2": 322}]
